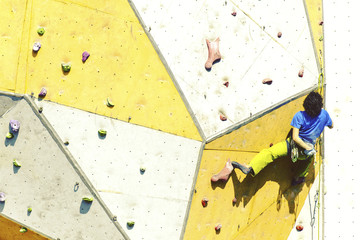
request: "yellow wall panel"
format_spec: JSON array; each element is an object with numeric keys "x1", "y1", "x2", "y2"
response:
[
  {"x1": 206, "y1": 96, "x2": 306, "y2": 152},
  {"x1": 0, "y1": 0, "x2": 27, "y2": 91},
  {"x1": 305, "y1": 0, "x2": 324, "y2": 67},
  {"x1": 0, "y1": 215, "x2": 49, "y2": 240},
  {"x1": 23, "y1": 0, "x2": 201, "y2": 140}
]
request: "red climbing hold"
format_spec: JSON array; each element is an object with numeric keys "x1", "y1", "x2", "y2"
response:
[
  {"x1": 231, "y1": 11, "x2": 237, "y2": 16},
  {"x1": 319, "y1": 20, "x2": 324, "y2": 26},
  {"x1": 223, "y1": 81, "x2": 229, "y2": 87},
  {"x1": 296, "y1": 224, "x2": 304, "y2": 231},
  {"x1": 220, "y1": 114, "x2": 227, "y2": 121},
  {"x1": 269, "y1": 143, "x2": 273, "y2": 147},
  {"x1": 232, "y1": 197, "x2": 237, "y2": 204},
  {"x1": 277, "y1": 32, "x2": 282, "y2": 38},
  {"x1": 201, "y1": 198, "x2": 209, "y2": 207},
  {"x1": 298, "y1": 68, "x2": 304, "y2": 78},
  {"x1": 215, "y1": 224, "x2": 222, "y2": 231}
]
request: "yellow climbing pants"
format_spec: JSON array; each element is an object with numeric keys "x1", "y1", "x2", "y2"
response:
[{"x1": 249, "y1": 140, "x2": 313, "y2": 177}]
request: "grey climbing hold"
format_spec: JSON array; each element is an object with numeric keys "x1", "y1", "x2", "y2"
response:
[
  {"x1": 0, "y1": 192, "x2": 6, "y2": 202},
  {"x1": 9, "y1": 120, "x2": 20, "y2": 132},
  {"x1": 33, "y1": 42, "x2": 41, "y2": 52}
]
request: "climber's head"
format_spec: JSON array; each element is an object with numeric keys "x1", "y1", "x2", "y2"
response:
[{"x1": 303, "y1": 91, "x2": 323, "y2": 118}]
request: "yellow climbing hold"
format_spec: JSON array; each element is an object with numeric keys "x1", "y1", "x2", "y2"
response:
[
  {"x1": 13, "y1": 159, "x2": 21, "y2": 167},
  {"x1": 82, "y1": 197, "x2": 93, "y2": 202}
]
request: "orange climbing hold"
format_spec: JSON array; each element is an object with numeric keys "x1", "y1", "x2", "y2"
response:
[
  {"x1": 220, "y1": 114, "x2": 227, "y2": 121},
  {"x1": 201, "y1": 198, "x2": 208, "y2": 207},
  {"x1": 296, "y1": 224, "x2": 304, "y2": 231},
  {"x1": 205, "y1": 38, "x2": 221, "y2": 70}
]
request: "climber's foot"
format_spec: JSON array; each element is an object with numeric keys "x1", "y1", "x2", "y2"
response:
[{"x1": 231, "y1": 161, "x2": 252, "y2": 175}]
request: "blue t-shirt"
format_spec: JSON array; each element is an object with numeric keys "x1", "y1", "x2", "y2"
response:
[{"x1": 291, "y1": 109, "x2": 333, "y2": 145}]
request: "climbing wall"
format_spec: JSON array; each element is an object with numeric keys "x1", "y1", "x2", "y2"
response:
[
  {"x1": 1, "y1": 0, "x2": 329, "y2": 239},
  {"x1": 323, "y1": 1, "x2": 360, "y2": 239}
]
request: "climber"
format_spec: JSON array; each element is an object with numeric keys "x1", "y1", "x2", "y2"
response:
[{"x1": 211, "y1": 91, "x2": 333, "y2": 185}]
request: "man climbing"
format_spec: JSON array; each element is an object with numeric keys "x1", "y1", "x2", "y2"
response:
[{"x1": 211, "y1": 91, "x2": 333, "y2": 185}]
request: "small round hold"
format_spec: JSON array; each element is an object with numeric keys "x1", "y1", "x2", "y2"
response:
[
  {"x1": 39, "y1": 107, "x2": 43, "y2": 113},
  {"x1": 277, "y1": 32, "x2": 282, "y2": 38},
  {"x1": 296, "y1": 224, "x2": 303, "y2": 231},
  {"x1": 262, "y1": 78, "x2": 272, "y2": 85},
  {"x1": 319, "y1": 20, "x2": 324, "y2": 26},
  {"x1": 231, "y1": 11, "x2": 237, "y2": 16},
  {"x1": 38, "y1": 87, "x2": 47, "y2": 98},
  {"x1": 269, "y1": 143, "x2": 273, "y2": 147},
  {"x1": 113, "y1": 216, "x2": 117, "y2": 221},
  {"x1": 223, "y1": 81, "x2": 229, "y2": 87},
  {"x1": 140, "y1": 167, "x2": 146, "y2": 173},
  {"x1": 33, "y1": 42, "x2": 41, "y2": 52},
  {"x1": 220, "y1": 114, "x2": 227, "y2": 121},
  {"x1": 215, "y1": 224, "x2": 222, "y2": 231},
  {"x1": 201, "y1": 198, "x2": 209, "y2": 207},
  {"x1": 64, "y1": 141, "x2": 69, "y2": 145},
  {"x1": 232, "y1": 197, "x2": 237, "y2": 204},
  {"x1": 298, "y1": 69, "x2": 304, "y2": 78},
  {"x1": 37, "y1": 27, "x2": 45, "y2": 36}
]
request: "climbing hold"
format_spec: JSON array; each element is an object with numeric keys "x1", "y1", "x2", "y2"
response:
[
  {"x1": 220, "y1": 114, "x2": 227, "y2": 121},
  {"x1": 262, "y1": 78, "x2": 273, "y2": 85},
  {"x1": 127, "y1": 221, "x2": 135, "y2": 227},
  {"x1": 231, "y1": 11, "x2": 237, "y2": 16},
  {"x1": 205, "y1": 38, "x2": 221, "y2": 70},
  {"x1": 33, "y1": 42, "x2": 41, "y2": 52},
  {"x1": 0, "y1": 192, "x2": 6, "y2": 202},
  {"x1": 277, "y1": 32, "x2": 282, "y2": 38},
  {"x1": 13, "y1": 159, "x2": 21, "y2": 167},
  {"x1": 113, "y1": 216, "x2": 117, "y2": 221},
  {"x1": 82, "y1": 51, "x2": 90, "y2": 62},
  {"x1": 39, "y1": 107, "x2": 43, "y2": 113},
  {"x1": 20, "y1": 227, "x2": 27, "y2": 233},
  {"x1": 98, "y1": 129, "x2": 107, "y2": 137},
  {"x1": 298, "y1": 68, "x2": 304, "y2": 78},
  {"x1": 64, "y1": 141, "x2": 69, "y2": 145},
  {"x1": 61, "y1": 63, "x2": 71, "y2": 72},
  {"x1": 106, "y1": 98, "x2": 115, "y2": 107},
  {"x1": 319, "y1": 20, "x2": 324, "y2": 26},
  {"x1": 232, "y1": 197, "x2": 237, "y2": 204},
  {"x1": 319, "y1": 36, "x2": 324, "y2": 41},
  {"x1": 140, "y1": 167, "x2": 146, "y2": 173},
  {"x1": 215, "y1": 224, "x2": 222, "y2": 231},
  {"x1": 223, "y1": 81, "x2": 229, "y2": 87},
  {"x1": 269, "y1": 143, "x2": 273, "y2": 147},
  {"x1": 9, "y1": 120, "x2": 20, "y2": 132},
  {"x1": 27, "y1": 207, "x2": 32, "y2": 213},
  {"x1": 82, "y1": 197, "x2": 93, "y2": 202},
  {"x1": 37, "y1": 27, "x2": 45, "y2": 36},
  {"x1": 6, "y1": 132, "x2": 14, "y2": 139},
  {"x1": 38, "y1": 87, "x2": 47, "y2": 98},
  {"x1": 128, "y1": 116, "x2": 132, "y2": 122},
  {"x1": 296, "y1": 224, "x2": 304, "y2": 231},
  {"x1": 201, "y1": 198, "x2": 208, "y2": 207}
]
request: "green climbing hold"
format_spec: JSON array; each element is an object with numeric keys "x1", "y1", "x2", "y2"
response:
[
  {"x1": 6, "y1": 132, "x2": 14, "y2": 139},
  {"x1": 82, "y1": 197, "x2": 93, "y2": 202},
  {"x1": 98, "y1": 129, "x2": 107, "y2": 137},
  {"x1": 37, "y1": 27, "x2": 45, "y2": 36},
  {"x1": 106, "y1": 98, "x2": 115, "y2": 107},
  {"x1": 319, "y1": 36, "x2": 324, "y2": 41},
  {"x1": 61, "y1": 63, "x2": 71, "y2": 72},
  {"x1": 27, "y1": 207, "x2": 32, "y2": 212},
  {"x1": 127, "y1": 221, "x2": 135, "y2": 227},
  {"x1": 13, "y1": 159, "x2": 21, "y2": 167},
  {"x1": 20, "y1": 227, "x2": 27, "y2": 233}
]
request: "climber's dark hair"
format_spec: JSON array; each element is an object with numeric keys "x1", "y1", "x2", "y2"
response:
[{"x1": 303, "y1": 91, "x2": 323, "y2": 118}]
